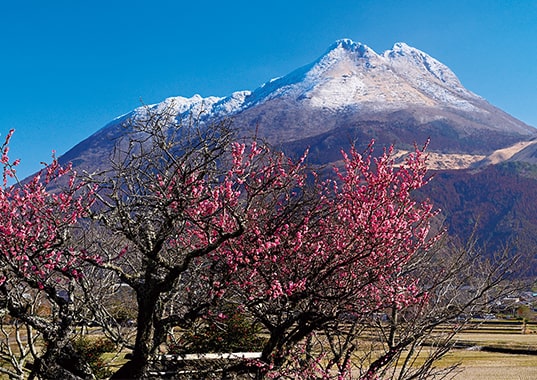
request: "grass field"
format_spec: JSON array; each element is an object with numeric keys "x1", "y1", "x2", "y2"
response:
[
  {"x1": 2, "y1": 324, "x2": 537, "y2": 379},
  {"x1": 435, "y1": 331, "x2": 537, "y2": 380},
  {"x1": 443, "y1": 349, "x2": 537, "y2": 380}
]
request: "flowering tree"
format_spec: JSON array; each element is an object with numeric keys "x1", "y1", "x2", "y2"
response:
[
  {"x1": 84, "y1": 107, "x2": 450, "y2": 379},
  {"x1": 0, "y1": 130, "x2": 97, "y2": 379},
  {"x1": 25, "y1": 98, "x2": 512, "y2": 379},
  {"x1": 217, "y1": 141, "x2": 442, "y2": 378},
  {"x1": 0, "y1": 113, "x2": 520, "y2": 380},
  {"x1": 77, "y1": 103, "x2": 314, "y2": 379}
]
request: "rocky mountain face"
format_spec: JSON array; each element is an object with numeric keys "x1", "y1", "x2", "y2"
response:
[
  {"x1": 61, "y1": 38, "x2": 535, "y2": 171},
  {"x1": 58, "y1": 39, "x2": 537, "y2": 268}
]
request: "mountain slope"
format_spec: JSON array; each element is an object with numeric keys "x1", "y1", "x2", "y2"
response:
[
  {"x1": 422, "y1": 162, "x2": 537, "y2": 271},
  {"x1": 60, "y1": 38, "x2": 535, "y2": 174},
  {"x1": 230, "y1": 39, "x2": 534, "y2": 158}
]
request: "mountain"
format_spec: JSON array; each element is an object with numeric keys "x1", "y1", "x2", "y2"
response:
[
  {"x1": 61, "y1": 38, "x2": 535, "y2": 172},
  {"x1": 57, "y1": 39, "x2": 537, "y2": 267}
]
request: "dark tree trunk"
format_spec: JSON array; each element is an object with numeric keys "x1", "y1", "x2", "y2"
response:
[
  {"x1": 29, "y1": 316, "x2": 93, "y2": 380},
  {"x1": 111, "y1": 283, "x2": 162, "y2": 379}
]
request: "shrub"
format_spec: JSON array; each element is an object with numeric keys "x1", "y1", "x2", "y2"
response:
[
  {"x1": 172, "y1": 304, "x2": 266, "y2": 354},
  {"x1": 72, "y1": 337, "x2": 116, "y2": 379}
]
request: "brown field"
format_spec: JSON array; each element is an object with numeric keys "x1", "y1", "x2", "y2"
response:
[
  {"x1": 442, "y1": 350, "x2": 537, "y2": 380},
  {"x1": 436, "y1": 331, "x2": 537, "y2": 380},
  {"x1": 3, "y1": 324, "x2": 537, "y2": 379}
]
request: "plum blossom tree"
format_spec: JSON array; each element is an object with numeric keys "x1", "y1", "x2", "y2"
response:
[
  {"x1": 0, "y1": 111, "x2": 520, "y2": 380},
  {"x1": 217, "y1": 141, "x2": 443, "y2": 378},
  {"x1": 78, "y1": 103, "x2": 314, "y2": 379},
  {"x1": 0, "y1": 130, "x2": 97, "y2": 379},
  {"x1": 212, "y1": 141, "x2": 519, "y2": 380},
  {"x1": 82, "y1": 105, "x2": 478, "y2": 379}
]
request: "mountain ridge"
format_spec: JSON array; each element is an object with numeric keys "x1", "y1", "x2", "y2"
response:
[
  {"x1": 124, "y1": 38, "x2": 532, "y2": 132},
  {"x1": 60, "y1": 38, "x2": 535, "y2": 173}
]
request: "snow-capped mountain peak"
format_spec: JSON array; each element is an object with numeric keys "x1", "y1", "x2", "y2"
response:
[
  {"x1": 58, "y1": 38, "x2": 535, "y2": 181},
  {"x1": 100, "y1": 38, "x2": 533, "y2": 150},
  {"x1": 384, "y1": 42, "x2": 466, "y2": 91},
  {"x1": 326, "y1": 38, "x2": 379, "y2": 59},
  {"x1": 238, "y1": 38, "x2": 481, "y2": 111},
  {"x1": 243, "y1": 39, "x2": 383, "y2": 109},
  {"x1": 309, "y1": 39, "x2": 382, "y2": 75},
  {"x1": 134, "y1": 39, "x2": 487, "y2": 120}
]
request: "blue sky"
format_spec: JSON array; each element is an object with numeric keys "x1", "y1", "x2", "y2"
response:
[{"x1": 2, "y1": 0, "x2": 536, "y2": 179}]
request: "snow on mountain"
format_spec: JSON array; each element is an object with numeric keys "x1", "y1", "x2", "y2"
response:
[
  {"x1": 384, "y1": 42, "x2": 481, "y2": 110},
  {"x1": 134, "y1": 39, "x2": 488, "y2": 121},
  {"x1": 133, "y1": 91, "x2": 252, "y2": 120},
  {"x1": 385, "y1": 42, "x2": 463, "y2": 87},
  {"x1": 58, "y1": 38, "x2": 536, "y2": 176},
  {"x1": 240, "y1": 38, "x2": 484, "y2": 112},
  {"x1": 136, "y1": 95, "x2": 220, "y2": 117}
]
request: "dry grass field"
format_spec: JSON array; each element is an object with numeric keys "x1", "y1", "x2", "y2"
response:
[
  {"x1": 436, "y1": 331, "x2": 537, "y2": 380},
  {"x1": 2, "y1": 324, "x2": 537, "y2": 379},
  {"x1": 443, "y1": 349, "x2": 537, "y2": 380}
]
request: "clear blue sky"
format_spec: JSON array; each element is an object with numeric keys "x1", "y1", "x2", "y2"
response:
[{"x1": 2, "y1": 0, "x2": 536, "y2": 179}]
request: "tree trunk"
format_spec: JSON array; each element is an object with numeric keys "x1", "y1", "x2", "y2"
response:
[
  {"x1": 30, "y1": 320, "x2": 93, "y2": 380},
  {"x1": 388, "y1": 305, "x2": 398, "y2": 349},
  {"x1": 111, "y1": 284, "x2": 162, "y2": 379}
]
